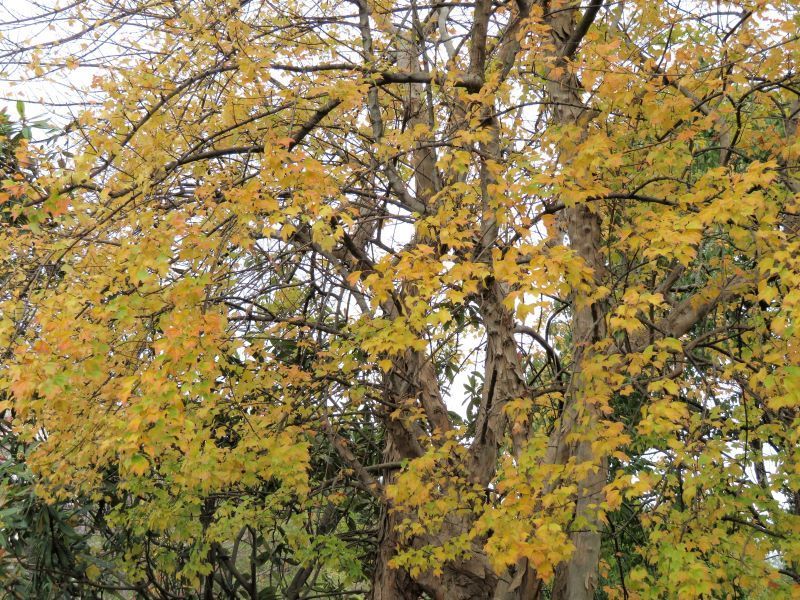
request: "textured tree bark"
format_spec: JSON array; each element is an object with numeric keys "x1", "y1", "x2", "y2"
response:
[
  {"x1": 371, "y1": 0, "x2": 611, "y2": 594},
  {"x1": 472, "y1": 282, "x2": 529, "y2": 484},
  {"x1": 475, "y1": 284, "x2": 542, "y2": 600},
  {"x1": 547, "y1": 206, "x2": 609, "y2": 600},
  {"x1": 543, "y1": 2, "x2": 609, "y2": 598},
  {"x1": 371, "y1": 428, "x2": 425, "y2": 600},
  {"x1": 779, "y1": 99, "x2": 800, "y2": 235},
  {"x1": 372, "y1": 363, "x2": 502, "y2": 600}
]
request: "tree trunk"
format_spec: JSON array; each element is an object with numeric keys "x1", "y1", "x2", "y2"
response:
[
  {"x1": 544, "y1": 2, "x2": 610, "y2": 598},
  {"x1": 372, "y1": 0, "x2": 611, "y2": 595},
  {"x1": 371, "y1": 436, "x2": 424, "y2": 600}
]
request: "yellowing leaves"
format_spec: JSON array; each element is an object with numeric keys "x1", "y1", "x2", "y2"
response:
[
  {"x1": 2, "y1": 0, "x2": 800, "y2": 595},
  {"x1": 127, "y1": 453, "x2": 150, "y2": 476},
  {"x1": 639, "y1": 398, "x2": 688, "y2": 437},
  {"x1": 610, "y1": 289, "x2": 666, "y2": 334},
  {"x1": 353, "y1": 317, "x2": 428, "y2": 359}
]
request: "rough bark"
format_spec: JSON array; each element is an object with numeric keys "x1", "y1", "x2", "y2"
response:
[
  {"x1": 546, "y1": 207, "x2": 609, "y2": 600},
  {"x1": 372, "y1": 0, "x2": 611, "y2": 595},
  {"x1": 371, "y1": 428, "x2": 425, "y2": 600},
  {"x1": 543, "y1": 2, "x2": 609, "y2": 598}
]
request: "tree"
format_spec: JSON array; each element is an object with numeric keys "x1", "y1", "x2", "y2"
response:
[{"x1": 1, "y1": 0, "x2": 800, "y2": 598}]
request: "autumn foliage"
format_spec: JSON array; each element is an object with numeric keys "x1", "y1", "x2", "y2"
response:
[{"x1": 1, "y1": 0, "x2": 800, "y2": 598}]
